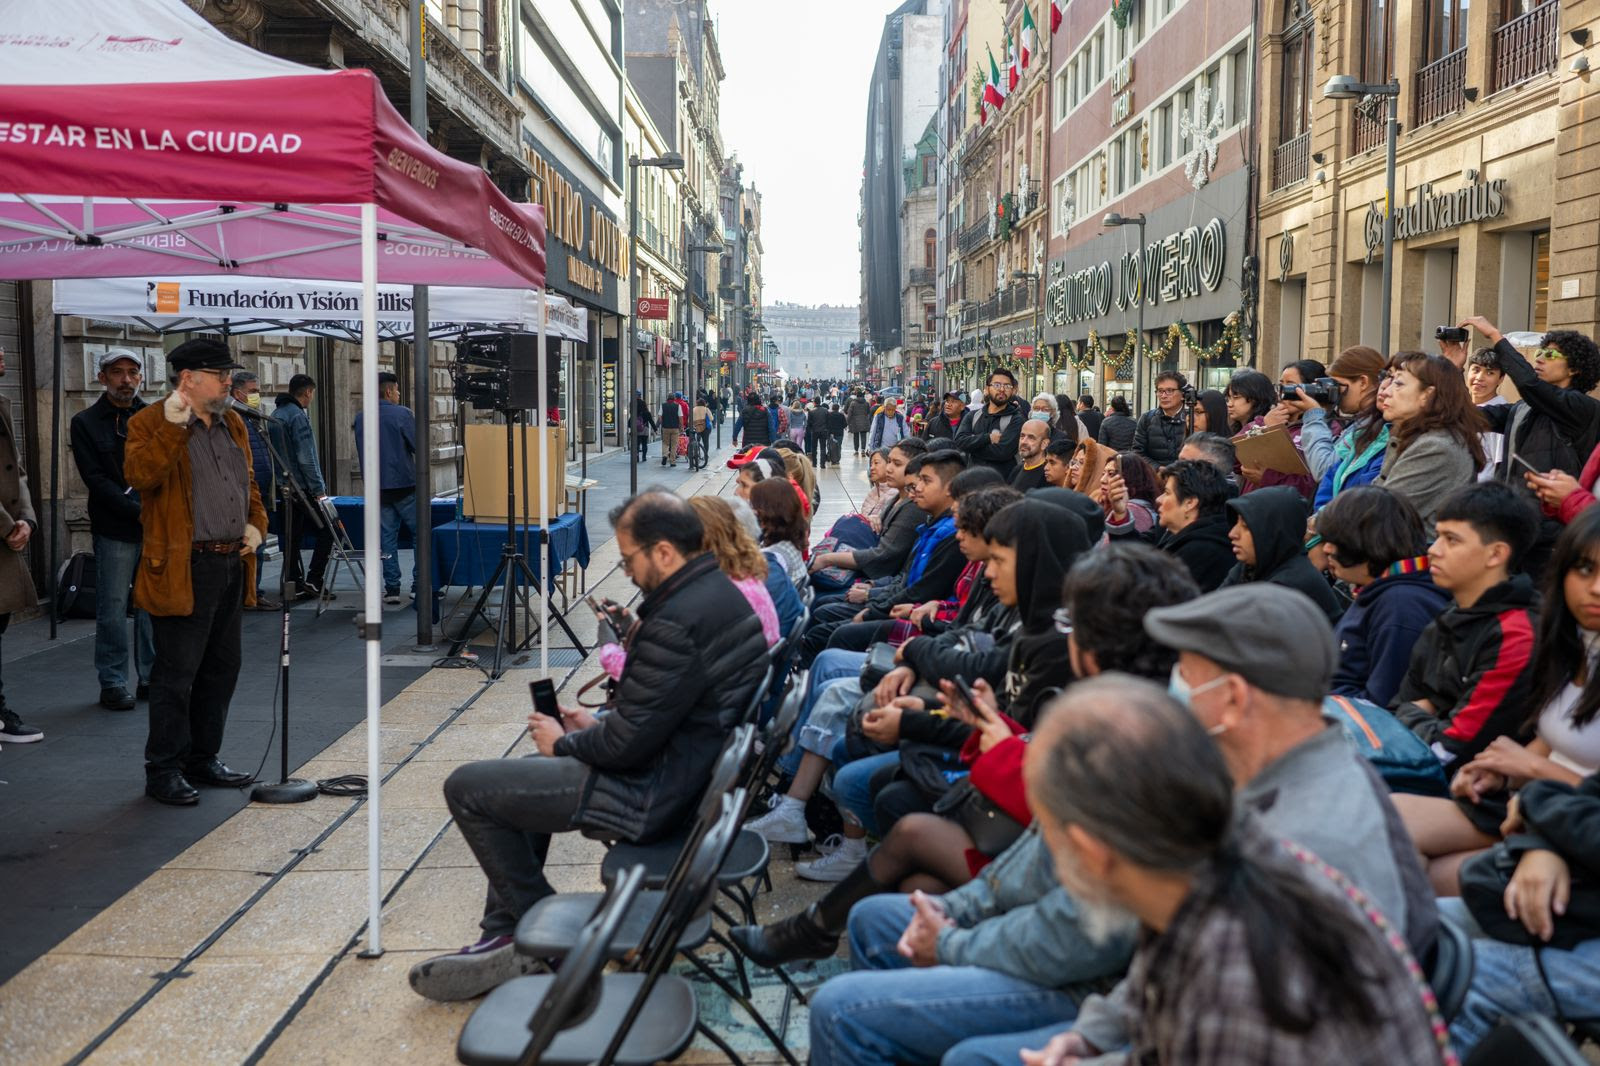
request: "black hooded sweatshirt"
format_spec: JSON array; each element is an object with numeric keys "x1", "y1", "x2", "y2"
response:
[
  {"x1": 901, "y1": 500, "x2": 1090, "y2": 748},
  {"x1": 1155, "y1": 509, "x2": 1235, "y2": 592},
  {"x1": 1221, "y1": 486, "x2": 1344, "y2": 623}
]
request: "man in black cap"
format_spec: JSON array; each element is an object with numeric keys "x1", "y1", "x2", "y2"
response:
[
  {"x1": 923, "y1": 391, "x2": 967, "y2": 442},
  {"x1": 124, "y1": 337, "x2": 269, "y2": 805}
]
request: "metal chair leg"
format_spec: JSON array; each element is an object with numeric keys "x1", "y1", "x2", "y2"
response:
[
  {"x1": 708, "y1": 927, "x2": 752, "y2": 998},
  {"x1": 684, "y1": 952, "x2": 800, "y2": 1066},
  {"x1": 696, "y1": 1020, "x2": 748, "y2": 1066}
]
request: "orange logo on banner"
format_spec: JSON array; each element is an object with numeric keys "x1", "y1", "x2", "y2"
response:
[{"x1": 146, "y1": 282, "x2": 181, "y2": 314}]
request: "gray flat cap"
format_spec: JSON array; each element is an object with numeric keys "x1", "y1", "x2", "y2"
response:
[{"x1": 1143, "y1": 584, "x2": 1337, "y2": 701}]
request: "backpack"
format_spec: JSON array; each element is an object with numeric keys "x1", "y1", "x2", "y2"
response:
[
  {"x1": 809, "y1": 514, "x2": 880, "y2": 591},
  {"x1": 1323, "y1": 695, "x2": 1449, "y2": 797},
  {"x1": 54, "y1": 551, "x2": 98, "y2": 621}
]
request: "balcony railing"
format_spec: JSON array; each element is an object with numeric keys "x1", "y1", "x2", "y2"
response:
[
  {"x1": 957, "y1": 218, "x2": 992, "y2": 255},
  {"x1": 1352, "y1": 105, "x2": 1384, "y2": 155},
  {"x1": 1021, "y1": 179, "x2": 1042, "y2": 216},
  {"x1": 1416, "y1": 47, "x2": 1468, "y2": 125},
  {"x1": 1271, "y1": 130, "x2": 1310, "y2": 190},
  {"x1": 905, "y1": 266, "x2": 936, "y2": 288},
  {"x1": 959, "y1": 303, "x2": 979, "y2": 328},
  {"x1": 903, "y1": 329, "x2": 935, "y2": 350},
  {"x1": 972, "y1": 282, "x2": 1036, "y2": 325},
  {"x1": 1493, "y1": 2, "x2": 1560, "y2": 92}
]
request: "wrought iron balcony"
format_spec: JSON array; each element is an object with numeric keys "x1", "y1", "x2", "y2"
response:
[
  {"x1": 1272, "y1": 130, "x2": 1310, "y2": 190},
  {"x1": 1416, "y1": 47, "x2": 1467, "y2": 125},
  {"x1": 1352, "y1": 106, "x2": 1384, "y2": 156},
  {"x1": 905, "y1": 266, "x2": 936, "y2": 288},
  {"x1": 1493, "y1": 2, "x2": 1560, "y2": 93},
  {"x1": 957, "y1": 219, "x2": 992, "y2": 255},
  {"x1": 1021, "y1": 179, "x2": 1042, "y2": 216}
]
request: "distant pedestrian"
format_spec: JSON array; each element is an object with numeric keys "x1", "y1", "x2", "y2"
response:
[
  {"x1": 353, "y1": 372, "x2": 419, "y2": 605},
  {"x1": 272, "y1": 374, "x2": 334, "y2": 601},
  {"x1": 228, "y1": 371, "x2": 278, "y2": 611},
  {"x1": 633, "y1": 391, "x2": 655, "y2": 463},
  {"x1": 659, "y1": 392, "x2": 683, "y2": 467},
  {"x1": 70, "y1": 348, "x2": 155, "y2": 712},
  {"x1": 846, "y1": 391, "x2": 874, "y2": 456}
]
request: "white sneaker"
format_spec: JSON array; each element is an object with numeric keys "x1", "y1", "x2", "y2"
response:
[
  {"x1": 796, "y1": 837, "x2": 868, "y2": 882},
  {"x1": 744, "y1": 800, "x2": 810, "y2": 845}
]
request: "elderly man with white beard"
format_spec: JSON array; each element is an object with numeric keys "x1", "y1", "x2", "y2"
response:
[{"x1": 1017, "y1": 676, "x2": 1450, "y2": 1066}]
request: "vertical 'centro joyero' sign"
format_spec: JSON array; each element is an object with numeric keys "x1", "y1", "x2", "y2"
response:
[{"x1": 1047, "y1": 218, "x2": 1227, "y2": 326}]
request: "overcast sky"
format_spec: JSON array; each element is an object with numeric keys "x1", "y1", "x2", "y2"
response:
[{"x1": 716, "y1": 1, "x2": 901, "y2": 310}]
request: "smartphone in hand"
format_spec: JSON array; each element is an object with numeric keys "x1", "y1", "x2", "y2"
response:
[
  {"x1": 951, "y1": 674, "x2": 991, "y2": 722},
  {"x1": 529, "y1": 678, "x2": 560, "y2": 718}
]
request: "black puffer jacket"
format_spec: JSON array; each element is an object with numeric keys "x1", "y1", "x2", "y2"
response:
[
  {"x1": 1221, "y1": 486, "x2": 1344, "y2": 623},
  {"x1": 1133, "y1": 407, "x2": 1187, "y2": 465},
  {"x1": 954, "y1": 395, "x2": 1028, "y2": 477},
  {"x1": 555, "y1": 552, "x2": 767, "y2": 841},
  {"x1": 740, "y1": 402, "x2": 772, "y2": 446}
]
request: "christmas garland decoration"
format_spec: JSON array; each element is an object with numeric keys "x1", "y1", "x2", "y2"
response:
[
  {"x1": 1080, "y1": 313, "x2": 1243, "y2": 367},
  {"x1": 1111, "y1": 0, "x2": 1137, "y2": 29}
]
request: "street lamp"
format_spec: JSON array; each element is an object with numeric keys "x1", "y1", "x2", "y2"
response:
[
  {"x1": 1103, "y1": 212, "x2": 1147, "y2": 411},
  {"x1": 1323, "y1": 75, "x2": 1401, "y2": 357},
  {"x1": 627, "y1": 151, "x2": 686, "y2": 494}
]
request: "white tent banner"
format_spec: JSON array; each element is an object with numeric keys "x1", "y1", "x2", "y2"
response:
[{"x1": 53, "y1": 276, "x2": 588, "y2": 341}]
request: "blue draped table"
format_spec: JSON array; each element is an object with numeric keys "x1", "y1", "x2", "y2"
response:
[
  {"x1": 319, "y1": 496, "x2": 458, "y2": 550},
  {"x1": 430, "y1": 512, "x2": 591, "y2": 592}
]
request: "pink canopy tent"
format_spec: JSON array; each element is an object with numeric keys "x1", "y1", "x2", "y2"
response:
[{"x1": 0, "y1": 0, "x2": 558, "y2": 953}]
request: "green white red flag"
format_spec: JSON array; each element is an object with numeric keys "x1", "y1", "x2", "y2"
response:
[{"x1": 1021, "y1": 5, "x2": 1037, "y2": 68}]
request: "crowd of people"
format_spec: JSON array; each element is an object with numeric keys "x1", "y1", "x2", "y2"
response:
[{"x1": 408, "y1": 322, "x2": 1600, "y2": 1060}]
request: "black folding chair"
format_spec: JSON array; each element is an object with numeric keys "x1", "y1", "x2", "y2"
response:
[
  {"x1": 457, "y1": 864, "x2": 697, "y2": 1066},
  {"x1": 1426, "y1": 907, "x2": 1475, "y2": 1021},
  {"x1": 1465, "y1": 1013, "x2": 1589, "y2": 1066}
]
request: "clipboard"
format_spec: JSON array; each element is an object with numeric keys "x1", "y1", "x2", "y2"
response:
[{"x1": 1231, "y1": 426, "x2": 1311, "y2": 477}]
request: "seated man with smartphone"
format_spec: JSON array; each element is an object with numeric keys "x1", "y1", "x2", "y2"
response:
[{"x1": 408, "y1": 490, "x2": 769, "y2": 1002}]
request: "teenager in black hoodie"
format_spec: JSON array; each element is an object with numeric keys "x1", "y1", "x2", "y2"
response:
[
  {"x1": 1153, "y1": 459, "x2": 1235, "y2": 591},
  {"x1": 1221, "y1": 485, "x2": 1344, "y2": 623}
]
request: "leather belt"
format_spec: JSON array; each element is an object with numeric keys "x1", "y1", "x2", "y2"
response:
[{"x1": 191, "y1": 539, "x2": 243, "y2": 554}]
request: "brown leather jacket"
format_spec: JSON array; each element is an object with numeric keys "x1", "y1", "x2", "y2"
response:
[{"x1": 124, "y1": 403, "x2": 268, "y2": 617}]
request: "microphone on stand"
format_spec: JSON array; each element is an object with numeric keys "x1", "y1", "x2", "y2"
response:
[{"x1": 228, "y1": 397, "x2": 273, "y2": 421}]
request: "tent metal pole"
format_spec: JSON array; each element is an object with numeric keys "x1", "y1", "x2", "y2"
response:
[
  {"x1": 359, "y1": 202, "x2": 384, "y2": 958},
  {"x1": 48, "y1": 314, "x2": 60, "y2": 641},
  {"x1": 537, "y1": 289, "x2": 549, "y2": 676},
  {"x1": 409, "y1": 0, "x2": 433, "y2": 649}
]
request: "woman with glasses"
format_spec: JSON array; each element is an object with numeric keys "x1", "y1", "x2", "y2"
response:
[
  {"x1": 1372, "y1": 351, "x2": 1485, "y2": 537},
  {"x1": 1317, "y1": 486, "x2": 1451, "y2": 707},
  {"x1": 1285, "y1": 345, "x2": 1391, "y2": 511},
  {"x1": 1223, "y1": 369, "x2": 1276, "y2": 434}
]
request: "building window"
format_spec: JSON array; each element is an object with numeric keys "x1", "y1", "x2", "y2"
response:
[
  {"x1": 924, "y1": 228, "x2": 937, "y2": 269},
  {"x1": 924, "y1": 303, "x2": 937, "y2": 332},
  {"x1": 1280, "y1": 0, "x2": 1313, "y2": 141},
  {"x1": 1362, "y1": 0, "x2": 1394, "y2": 82},
  {"x1": 1425, "y1": 0, "x2": 1470, "y2": 60}
]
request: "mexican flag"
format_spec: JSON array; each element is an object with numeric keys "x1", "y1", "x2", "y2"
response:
[
  {"x1": 1051, "y1": 0, "x2": 1063, "y2": 32},
  {"x1": 984, "y1": 45, "x2": 1008, "y2": 112},
  {"x1": 1007, "y1": 33, "x2": 1020, "y2": 90},
  {"x1": 1021, "y1": 5, "x2": 1037, "y2": 68}
]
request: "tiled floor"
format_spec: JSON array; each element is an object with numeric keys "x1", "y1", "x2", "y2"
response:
[{"x1": 0, "y1": 439, "x2": 873, "y2": 1066}]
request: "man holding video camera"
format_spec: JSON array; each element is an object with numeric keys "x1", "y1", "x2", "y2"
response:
[{"x1": 1134, "y1": 371, "x2": 1190, "y2": 465}]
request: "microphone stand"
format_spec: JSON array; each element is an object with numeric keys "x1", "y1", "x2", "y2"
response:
[{"x1": 243, "y1": 403, "x2": 321, "y2": 804}]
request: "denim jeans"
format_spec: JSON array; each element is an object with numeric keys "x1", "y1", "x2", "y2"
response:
[
  {"x1": 378, "y1": 492, "x2": 419, "y2": 593},
  {"x1": 1442, "y1": 898, "x2": 1600, "y2": 1055},
  {"x1": 828, "y1": 745, "x2": 900, "y2": 836},
  {"x1": 92, "y1": 534, "x2": 154, "y2": 689},
  {"x1": 444, "y1": 755, "x2": 592, "y2": 937},
  {"x1": 146, "y1": 553, "x2": 243, "y2": 777},
  {"x1": 808, "y1": 892, "x2": 1080, "y2": 1065},
  {"x1": 777, "y1": 649, "x2": 865, "y2": 778}
]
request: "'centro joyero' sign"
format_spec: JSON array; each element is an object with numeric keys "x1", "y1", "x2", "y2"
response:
[{"x1": 1048, "y1": 218, "x2": 1227, "y2": 327}]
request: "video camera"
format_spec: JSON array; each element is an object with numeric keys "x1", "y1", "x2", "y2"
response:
[{"x1": 1280, "y1": 377, "x2": 1342, "y2": 404}]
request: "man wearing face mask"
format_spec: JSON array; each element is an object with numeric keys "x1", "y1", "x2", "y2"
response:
[
  {"x1": 229, "y1": 371, "x2": 278, "y2": 611},
  {"x1": 70, "y1": 348, "x2": 156, "y2": 711}
]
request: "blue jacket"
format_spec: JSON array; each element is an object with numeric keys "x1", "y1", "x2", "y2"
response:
[
  {"x1": 243, "y1": 416, "x2": 274, "y2": 500},
  {"x1": 905, "y1": 512, "x2": 957, "y2": 586},
  {"x1": 271, "y1": 397, "x2": 326, "y2": 496},
  {"x1": 1302, "y1": 408, "x2": 1389, "y2": 510},
  {"x1": 762, "y1": 550, "x2": 804, "y2": 636},
  {"x1": 353, "y1": 399, "x2": 417, "y2": 493},
  {"x1": 1331, "y1": 567, "x2": 1451, "y2": 707}
]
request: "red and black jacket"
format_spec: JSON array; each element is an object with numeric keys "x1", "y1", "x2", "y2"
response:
[{"x1": 1392, "y1": 574, "x2": 1540, "y2": 770}]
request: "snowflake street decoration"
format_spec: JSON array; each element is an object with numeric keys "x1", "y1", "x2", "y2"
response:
[
  {"x1": 986, "y1": 190, "x2": 998, "y2": 240},
  {"x1": 996, "y1": 250, "x2": 1007, "y2": 289},
  {"x1": 1059, "y1": 191, "x2": 1076, "y2": 237},
  {"x1": 1180, "y1": 87, "x2": 1225, "y2": 190},
  {"x1": 1032, "y1": 231, "x2": 1044, "y2": 274}
]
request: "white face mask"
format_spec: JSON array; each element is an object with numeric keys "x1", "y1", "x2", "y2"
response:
[{"x1": 1168, "y1": 663, "x2": 1231, "y2": 730}]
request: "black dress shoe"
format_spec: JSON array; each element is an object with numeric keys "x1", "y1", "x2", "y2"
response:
[
  {"x1": 184, "y1": 758, "x2": 256, "y2": 787},
  {"x1": 146, "y1": 773, "x2": 200, "y2": 806},
  {"x1": 99, "y1": 686, "x2": 135, "y2": 711},
  {"x1": 729, "y1": 906, "x2": 840, "y2": 968},
  {"x1": 136, "y1": 683, "x2": 150, "y2": 701}
]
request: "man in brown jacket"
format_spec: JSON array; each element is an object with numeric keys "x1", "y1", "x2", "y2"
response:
[{"x1": 125, "y1": 338, "x2": 269, "y2": 805}]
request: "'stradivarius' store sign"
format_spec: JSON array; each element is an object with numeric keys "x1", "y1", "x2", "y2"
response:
[{"x1": 1363, "y1": 177, "x2": 1508, "y2": 260}]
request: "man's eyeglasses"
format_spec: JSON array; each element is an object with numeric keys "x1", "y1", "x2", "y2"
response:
[
  {"x1": 988, "y1": 380, "x2": 1015, "y2": 390},
  {"x1": 1155, "y1": 387, "x2": 1180, "y2": 396},
  {"x1": 1536, "y1": 347, "x2": 1568, "y2": 362}
]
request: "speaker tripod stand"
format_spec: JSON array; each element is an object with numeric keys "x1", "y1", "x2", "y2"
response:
[{"x1": 448, "y1": 409, "x2": 588, "y2": 678}]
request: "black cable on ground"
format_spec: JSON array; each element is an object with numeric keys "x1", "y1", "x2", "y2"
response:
[{"x1": 315, "y1": 775, "x2": 367, "y2": 797}]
